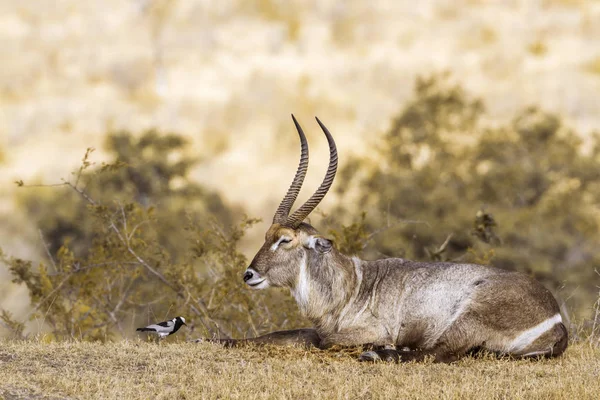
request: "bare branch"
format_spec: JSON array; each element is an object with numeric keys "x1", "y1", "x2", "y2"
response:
[
  {"x1": 38, "y1": 229, "x2": 58, "y2": 273},
  {"x1": 29, "y1": 273, "x2": 73, "y2": 315},
  {"x1": 127, "y1": 221, "x2": 150, "y2": 242},
  {"x1": 64, "y1": 181, "x2": 98, "y2": 206},
  {"x1": 117, "y1": 201, "x2": 128, "y2": 245}
]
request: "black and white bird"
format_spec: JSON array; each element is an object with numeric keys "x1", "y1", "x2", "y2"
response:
[{"x1": 136, "y1": 316, "x2": 187, "y2": 339}]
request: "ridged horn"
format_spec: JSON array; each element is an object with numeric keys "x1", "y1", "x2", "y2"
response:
[
  {"x1": 272, "y1": 114, "x2": 309, "y2": 225},
  {"x1": 285, "y1": 117, "x2": 337, "y2": 228}
]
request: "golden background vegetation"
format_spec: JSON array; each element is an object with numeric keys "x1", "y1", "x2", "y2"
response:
[{"x1": 1, "y1": 0, "x2": 600, "y2": 340}]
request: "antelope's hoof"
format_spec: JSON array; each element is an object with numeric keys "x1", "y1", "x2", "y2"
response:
[{"x1": 358, "y1": 351, "x2": 381, "y2": 362}]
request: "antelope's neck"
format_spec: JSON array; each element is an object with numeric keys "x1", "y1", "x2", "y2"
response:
[{"x1": 291, "y1": 250, "x2": 359, "y2": 325}]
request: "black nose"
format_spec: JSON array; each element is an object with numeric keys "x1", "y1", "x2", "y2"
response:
[{"x1": 243, "y1": 271, "x2": 253, "y2": 282}]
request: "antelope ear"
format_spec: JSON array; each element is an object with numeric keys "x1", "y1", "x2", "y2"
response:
[{"x1": 305, "y1": 236, "x2": 333, "y2": 254}]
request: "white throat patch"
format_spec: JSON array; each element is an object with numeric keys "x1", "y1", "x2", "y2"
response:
[{"x1": 292, "y1": 255, "x2": 311, "y2": 309}]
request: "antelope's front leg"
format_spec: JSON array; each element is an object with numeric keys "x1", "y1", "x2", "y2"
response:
[
  {"x1": 193, "y1": 328, "x2": 321, "y2": 348},
  {"x1": 318, "y1": 329, "x2": 395, "y2": 351}
]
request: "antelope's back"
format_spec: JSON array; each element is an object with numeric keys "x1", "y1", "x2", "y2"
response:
[{"x1": 367, "y1": 258, "x2": 560, "y2": 325}]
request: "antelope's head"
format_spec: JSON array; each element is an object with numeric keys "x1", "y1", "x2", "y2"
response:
[{"x1": 243, "y1": 116, "x2": 338, "y2": 290}]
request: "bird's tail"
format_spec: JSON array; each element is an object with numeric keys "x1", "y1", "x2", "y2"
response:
[{"x1": 136, "y1": 328, "x2": 153, "y2": 332}]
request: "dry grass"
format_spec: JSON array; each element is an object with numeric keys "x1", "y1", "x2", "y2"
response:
[{"x1": 0, "y1": 339, "x2": 599, "y2": 399}]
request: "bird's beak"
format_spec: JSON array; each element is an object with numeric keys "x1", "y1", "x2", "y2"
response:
[{"x1": 183, "y1": 322, "x2": 187, "y2": 326}]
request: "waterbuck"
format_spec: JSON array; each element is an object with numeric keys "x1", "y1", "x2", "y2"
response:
[{"x1": 213, "y1": 115, "x2": 568, "y2": 362}]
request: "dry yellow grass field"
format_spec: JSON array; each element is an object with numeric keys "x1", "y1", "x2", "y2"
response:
[{"x1": 0, "y1": 339, "x2": 599, "y2": 399}]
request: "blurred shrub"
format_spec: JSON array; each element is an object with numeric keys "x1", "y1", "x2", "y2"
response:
[
  {"x1": 330, "y1": 75, "x2": 600, "y2": 322},
  {"x1": 239, "y1": 0, "x2": 302, "y2": 41},
  {"x1": 17, "y1": 131, "x2": 233, "y2": 260},
  {"x1": 527, "y1": 40, "x2": 548, "y2": 57},
  {"x1": 2, "y1": 130, "x2": 306, "y2": 341},
  {"x1": 585, "y1": 56, "x2": 600, "y2": 76}
]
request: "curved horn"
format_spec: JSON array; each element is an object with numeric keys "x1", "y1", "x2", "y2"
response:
[
  {"x1": 272, "y1": 114, "x2": 309, "y2": 225},
  {"x1": 285, "y1": 117, "x2": 338, "y2": 228}
]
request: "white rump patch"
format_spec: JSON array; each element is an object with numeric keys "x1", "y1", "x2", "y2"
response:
[{"x1": 508, "y1": 314, "x2": 562, "y2": 352}]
